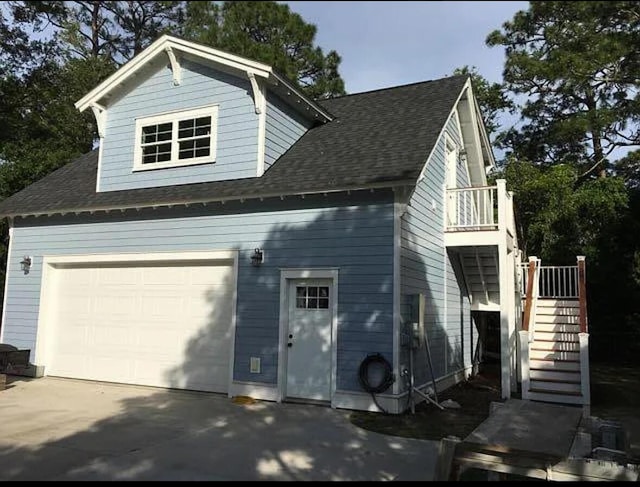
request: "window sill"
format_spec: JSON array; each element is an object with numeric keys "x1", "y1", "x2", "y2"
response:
[{"x1": 132, "y1": 159, "x2": 216, "y2": 172}]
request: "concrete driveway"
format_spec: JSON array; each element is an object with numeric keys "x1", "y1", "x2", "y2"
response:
[{"x1": 0, "y1": 377, "x2": 438, "y2": 481}]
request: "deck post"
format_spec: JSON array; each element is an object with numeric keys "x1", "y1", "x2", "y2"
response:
[
  {"x1": 579, "y1": 332, "x2": 591, "y2": 415},
  {"x1": 577, "y1": 256, "x2": 588, "y2": 333}
]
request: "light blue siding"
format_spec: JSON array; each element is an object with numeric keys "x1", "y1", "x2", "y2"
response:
[
  {"x1": 99, "y1": 60, "x2": 259, "y2": 191},
  {"x1": 264, "y1": 92, "x2": 312, "y2": 170},
  {"x1": 399, "y1": 114, "x2": 474, "y2": 390},
  {"x1": 2, "y1": 193, "x2": 394, "y2": 392}
]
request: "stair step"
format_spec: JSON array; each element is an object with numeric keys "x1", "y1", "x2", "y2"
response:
[
  {"x1": 529, "y1": 359, "x2": 580, "y2": 371},
  {"x1": 529, "y1": 349, "x2": 580, "y2": 361},
  {"x1": 533, "y1": 331, "x2": 579, "y2": 342},
  {"x1": 536, "y1": 314, "x2": 580, "y2": 324},
  {"x1": 527, "y1": 390, "x2": 585, "y2": 405},
  {"x1": 530, "y1": 369, "x2": 581, "y2": 381},
  {"x1": 534, "y1": 323, "x2": 581, "y2": 333},
  {"x1": 530, "y1": 379, "x2": 581, "y2": 393},
  {"x1": 536, "y1": 299, "x2": 580, "y2": 309},
  {"x1": 530, "y1": 341, "x2": 580, "y2": 352}
]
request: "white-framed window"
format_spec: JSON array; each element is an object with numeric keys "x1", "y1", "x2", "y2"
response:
[{"x1": 133, "y1": 105, "x2": 218, "y2": 171}]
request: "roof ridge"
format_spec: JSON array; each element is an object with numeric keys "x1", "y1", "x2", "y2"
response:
[{"x1": 322, "y1": 74, "x2": 468, "y2": 102}]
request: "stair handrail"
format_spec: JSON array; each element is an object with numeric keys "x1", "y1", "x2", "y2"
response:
[{"x1": 522, "y1": 256, "x2": 539, "y2": 341}]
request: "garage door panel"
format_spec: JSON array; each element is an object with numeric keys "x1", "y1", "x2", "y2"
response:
[{"x1": 46, "y1": 259, "x2": 234, "y2": 393}]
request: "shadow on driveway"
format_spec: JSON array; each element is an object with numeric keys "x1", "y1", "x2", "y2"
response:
[{"x1": 0, "y1": 377, "x2": 438, "y2": 481}]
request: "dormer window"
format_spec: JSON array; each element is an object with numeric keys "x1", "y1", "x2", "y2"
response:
[{"x1": 133, "y1": 105, "x2": 218, "y2": 171}]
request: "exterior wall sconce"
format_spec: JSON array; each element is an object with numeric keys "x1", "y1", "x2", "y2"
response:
[
  {"x1": 20, "y1": 256, "x2": 32, "y2": 275},
  {"x1": 459, "y1": 148, "x2": 468, "y2": 164},
  {"x1": 251, "y1": 248, "x2": 264, "y2": 267}
]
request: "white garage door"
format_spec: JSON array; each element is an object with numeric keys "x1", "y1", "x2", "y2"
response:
[{"x1": 45, "y1": 258, "x2": 234, "y2": 393}]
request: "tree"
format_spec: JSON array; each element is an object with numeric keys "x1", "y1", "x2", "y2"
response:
[
  {"x1": 487, "y1": 1, "x2": 640, "y2": 177},
  {"x1": 452, "y1": 66, "x2": 513, "y2": 138},
  {"x1": 181, "y1": 1, "x2": 345, "y2": 99}
]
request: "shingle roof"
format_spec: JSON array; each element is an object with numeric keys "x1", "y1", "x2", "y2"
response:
[{"x1": 0, "y1": 75, "x2": 468, "y2": 217}]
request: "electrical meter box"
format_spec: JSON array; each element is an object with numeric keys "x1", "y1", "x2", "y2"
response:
[{"x1": 409, "y1": 293, "x2": 426, "y2": 349}]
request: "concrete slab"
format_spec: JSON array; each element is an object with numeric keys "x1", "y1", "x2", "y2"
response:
[
  {"x1": 0, "y1": 377, "x2": 438, "y2": 481},
  {"x1": 465, "y1": 398, "x2": 583, "y2": 457}
]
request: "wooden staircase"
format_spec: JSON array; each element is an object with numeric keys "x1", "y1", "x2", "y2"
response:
[{"x1": 519, "y1": 257, "x2": 590, "y2": 408}]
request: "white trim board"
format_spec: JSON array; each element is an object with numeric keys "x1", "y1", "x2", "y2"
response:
[
  {"x1": 75, "y1": 35, "x2": 332, "y2": 122},
  {"x1": 132, "y1": 104, "x2": 219, "y2": 172},
  {"x1": 0, "y1": 220, "x2": 14, "y2": 344},
  {"x1": 277, "y1": 268, "x2": 339, "y2": 406}
]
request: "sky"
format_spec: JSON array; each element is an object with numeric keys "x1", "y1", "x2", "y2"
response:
[{"x1": 286, "y1": 1, "x2": 528, "y2": 94}]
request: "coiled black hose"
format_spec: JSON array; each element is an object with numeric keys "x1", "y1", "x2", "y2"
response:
[{"x1": 358, "y1": 353, "x2": 394, "y2": 413}]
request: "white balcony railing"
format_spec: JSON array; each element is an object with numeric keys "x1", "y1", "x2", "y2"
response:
[
  {"x1": 446, "y1": 185, "x2": 498, "y2": 231},
  {"x1": 445, "y1": 180, "x2": 516, "y2": 236}
]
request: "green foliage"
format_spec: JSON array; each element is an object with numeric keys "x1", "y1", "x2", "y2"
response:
[
  {"x1": 487, "y1": 1, "x2": 640, "y2": 175},
  {"x1": 181, "y1": 1, "x2": 345, "y2": 99}
]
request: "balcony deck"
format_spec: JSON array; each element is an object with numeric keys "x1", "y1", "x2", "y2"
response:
[{"x1": 443, "y1": 181, "x2": 516, "y2": 249}]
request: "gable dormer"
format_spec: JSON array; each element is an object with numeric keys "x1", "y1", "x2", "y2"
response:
[{"x1": 76, "y1": 36, "x2": 332, "y2": 192}]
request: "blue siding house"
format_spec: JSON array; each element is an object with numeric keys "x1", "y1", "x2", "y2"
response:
[{"x1": 0, "y1": 35, "x2": 523, "y2": 414}]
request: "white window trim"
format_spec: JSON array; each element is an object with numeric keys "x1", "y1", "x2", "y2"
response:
[{"x1": 133, "y1": 105, "x2": 219, "y2": 172}]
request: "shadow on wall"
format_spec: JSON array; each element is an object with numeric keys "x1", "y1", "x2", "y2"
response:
[{"x1": 0, "y1": 196, "x2": 466, "y2": 479}]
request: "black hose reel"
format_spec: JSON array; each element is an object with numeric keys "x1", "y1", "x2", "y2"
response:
[{"x1": 358, "y1": 353, "x2": 394, "y2": 413}]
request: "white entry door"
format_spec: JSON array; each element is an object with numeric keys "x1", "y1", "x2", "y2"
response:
[{"x1": 285, "y1": 279, "x2": 333, "y2": 401}]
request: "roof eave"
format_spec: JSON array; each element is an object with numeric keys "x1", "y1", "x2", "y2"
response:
[
  {"x1": 74, "y1": 35, "x2": 330, "y2": 122},
  {"x1": 1, "y1": 180, "x2": 415, "y2": 219}
]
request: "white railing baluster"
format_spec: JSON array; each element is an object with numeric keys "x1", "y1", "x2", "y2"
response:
[
  {"x1": 528, "y1": 265, "x2": 579, "y2": 299},
  {"x1": 445, "y1": 186, "x2": 500, "y2": 231}
]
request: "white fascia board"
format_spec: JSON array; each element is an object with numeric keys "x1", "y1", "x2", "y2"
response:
[
  {"x1": 416, "y1": 79, "x2": 469, "y2": 182},
  {"x1": 75, "y1": 35, "x2": 272, "y2": 112},
  {"x1": 270, "y1": 72, "x2": 333, "y2": 122},
  {"x1": 74, "y1": 35, "x2": 330, "y2": 122}
]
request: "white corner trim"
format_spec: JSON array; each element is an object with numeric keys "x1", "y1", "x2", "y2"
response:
[
  {"x1": 0, "y1": 220, "x2": 14, "y2": 344},
  {"x1": 96, "y1": 139, "x2": 104, "y2": 193},
  {"x1": 227, "y1": 251, "x2": 240, "y2": 397},
  {"x1": 392, "y1": 200, "x2": 402, "y2": 395},
  {"x1": 256, "y1": 83, "x2": 267, "y2": 177},
  {"x1": 164, "y1": 46, "x2": 181, "y2": 86},
  {"x1": 277, "y1": 268, "x2": 339, "y2": 406}
]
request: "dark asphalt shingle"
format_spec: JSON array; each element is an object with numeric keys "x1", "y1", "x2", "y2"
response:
[{"x1": 0, "y1": 75, "x2": 468, "y2": 217}]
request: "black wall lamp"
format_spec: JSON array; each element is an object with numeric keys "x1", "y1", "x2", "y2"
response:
[
  {"x1": 251, "y1": 248, "x2": 264, "y2": 267},
  {"x1": 20, "y1": 256, "x2": 32, "y2": 274}
]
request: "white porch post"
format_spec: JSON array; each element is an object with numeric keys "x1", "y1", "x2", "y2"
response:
[
  {"x1": 497, "y1": 179, "x2": 511, "y2": 398},
  {"x1": 519, "y1": 330, "x2": 530, "y2": 400},
  {"x1": 579, "y1": 333, "x2": 591, "y2": 416}
]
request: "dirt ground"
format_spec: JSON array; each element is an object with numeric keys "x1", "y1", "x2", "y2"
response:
[
  {"x1": 351, "y1": 360, "x2": 640, "y2": 463},
  {"x1": 350, "y1": 363, "x2": 502, "y2": 441}
]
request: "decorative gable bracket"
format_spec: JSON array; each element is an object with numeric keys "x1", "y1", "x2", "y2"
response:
[
  {"x1": 90, "y1": 103, "x2": 107, "y2": 138},
  {"x1": 164, "y1": 46, "x2": 181, "y2": 86},
  {"x1": 247, "y1": 72, "x2": 263, "y2": 114}
]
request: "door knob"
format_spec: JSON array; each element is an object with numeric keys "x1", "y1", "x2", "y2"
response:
[
  {"x1": 287, "y1": 343, "x2": 292, "y2": 348},
  {"x1": 288, "y1": 334, "x2": 293, "y2": 339}
]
